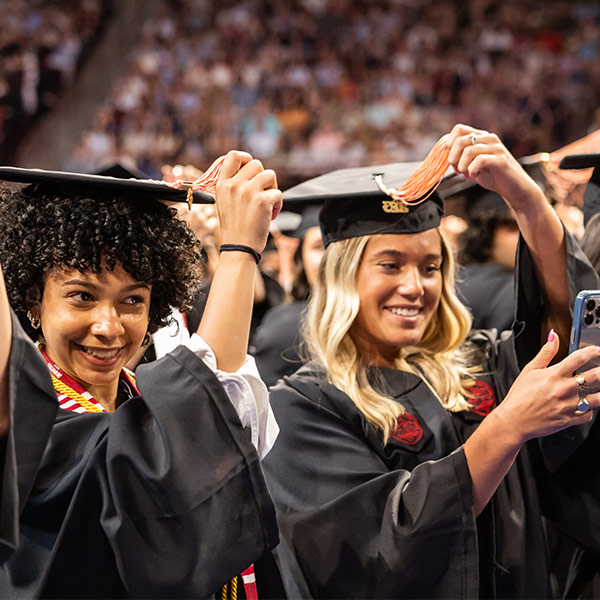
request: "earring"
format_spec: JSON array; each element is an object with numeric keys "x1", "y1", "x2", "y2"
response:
[
  {"x1": 143, "y1": 333, "x2": 152, "y2": 346},
  {"x1": 27, "y1": 310, "x2": 41, "y2": 330}
]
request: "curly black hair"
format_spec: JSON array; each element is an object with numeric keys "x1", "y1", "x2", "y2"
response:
[
  {"x1": 457, "y1": 197, "x2": 517, "y2": 265},
  {"x1": 0, "y1": 183, "x2": 205, "y2": 338}
]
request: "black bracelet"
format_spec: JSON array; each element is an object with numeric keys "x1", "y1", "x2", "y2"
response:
[{"x1": 219, "y1": 244, "x2": 261, "y2": 264}]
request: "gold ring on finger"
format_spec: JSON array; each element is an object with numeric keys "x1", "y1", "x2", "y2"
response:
[{"x1": 574, "y1": 372, "x2": 588, "y2": 391}]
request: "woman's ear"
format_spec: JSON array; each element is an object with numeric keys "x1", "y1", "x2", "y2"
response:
[{"x1": 25, "y1": 285, "x2": 42, "y2": 330}]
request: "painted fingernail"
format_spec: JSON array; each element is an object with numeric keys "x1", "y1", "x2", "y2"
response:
[
  {"x1": 453, "y1": 166, "x2": 459, "y2": 174},
  {"x1": 547, "y1": 329, "x2": 556, "y2": 342}
]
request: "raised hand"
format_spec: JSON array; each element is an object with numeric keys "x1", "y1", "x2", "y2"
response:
[
  {"x1": 215, "y1": 151, "x2": 282, "y2": 254},
  {"x1": 498, "y1": 331, "x2": 598, "y2": 442},
  {"x1": 445, "y1": 124, "x2": 542, "y2": 210}
]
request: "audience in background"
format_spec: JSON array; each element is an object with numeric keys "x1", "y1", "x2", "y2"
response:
[
  {"x1": 63, "y1": 0, "x2": 600, "y2": 187},
  {"x1": 0, "y1": 0, "x2": 107, "y2": 163}
]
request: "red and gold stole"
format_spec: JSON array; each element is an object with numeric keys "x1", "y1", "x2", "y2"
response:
[{"x1": 39, "y1": 347, "x2": 138, "y2": 413}]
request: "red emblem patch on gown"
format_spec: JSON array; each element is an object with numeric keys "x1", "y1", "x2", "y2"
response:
[
  {"x1": 391, "y1": 412, "x2": 423, "y2": 445},
  {"x1": 468, "y1": 380, "x2": 497, "y2": 416}
]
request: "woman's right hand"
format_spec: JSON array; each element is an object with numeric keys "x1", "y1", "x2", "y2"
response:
[
  {"x1": 495, "y1": 331, "x2": 600, "y2": 443},
  {"x1": 465, "y1": 331, "x2": 600, "y2": 515}
]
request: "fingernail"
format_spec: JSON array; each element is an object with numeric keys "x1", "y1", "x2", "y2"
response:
[
  {"x1": 453, "y1": 166, "x2": 459, "y2": 174},
  {"x1": 547, "y1": 329, "x2": 556, "y2": 342}
]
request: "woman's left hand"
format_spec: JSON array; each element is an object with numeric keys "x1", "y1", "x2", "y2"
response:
[
  {"x1": 445, "y1": 124, "x2": 542, "y2": 211},
  {"x1": 215, "y1": 151, "x2": 283, "y2": 254}
]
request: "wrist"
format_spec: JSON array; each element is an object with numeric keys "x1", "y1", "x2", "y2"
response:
[
  {"x1": 484, "y1": 404, "x2": 526, "y2": 448},
  {"x1": 219, "y1": 243, "x2": 261, "y2": 264}
]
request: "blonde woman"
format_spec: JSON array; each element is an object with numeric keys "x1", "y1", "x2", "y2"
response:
[{"x1": 262, "y1": 125, "x2": 600, "y2": 599}]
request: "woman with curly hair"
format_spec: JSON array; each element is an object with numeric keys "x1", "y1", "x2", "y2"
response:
[
  {"x1": 0, "y1": 152, "x2": 282, "y2": 597},
  {"x1": 262, "y1": 125, "x2": 600, "y2": 598}
]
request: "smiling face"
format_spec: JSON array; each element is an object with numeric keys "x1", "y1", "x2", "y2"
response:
[
  {"x1": 350, "y1": 230, "x2": 443, "y2": 367},
  {"x1": 33, "y1": 263, "x2": 151, "y2": 407}
]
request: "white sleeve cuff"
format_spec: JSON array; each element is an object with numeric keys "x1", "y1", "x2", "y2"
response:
[{"x1": 185, "y1": 333, "x2": 279, "y2": 460}]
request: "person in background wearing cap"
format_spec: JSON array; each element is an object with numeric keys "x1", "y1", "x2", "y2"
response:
[
  {"x1": 251, "y1": 207, "x2": 324, "y2": 387},
  {"x1": 455, "y1": 190, "x2": 519, "y2": 332},
  {"x1": 261, "y1": 125, "x2": 600, "y2": 599},
  {"x1": 0, "y1": 151, "x2": 281, "y2": 597}
]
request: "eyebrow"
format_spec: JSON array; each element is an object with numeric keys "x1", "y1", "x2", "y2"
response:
[
  {"x1": 370, "y1": 250, "x2": 443, "y2": 261},
  {"x1": 62, "y1": 279, "x2": 150, "y2": 292}
]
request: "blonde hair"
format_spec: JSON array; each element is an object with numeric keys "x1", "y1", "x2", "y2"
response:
[{"x1": 303, "y1": 229, "x2": 480, "y2": 443}]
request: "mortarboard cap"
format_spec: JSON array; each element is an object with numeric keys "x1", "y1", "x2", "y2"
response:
[
  {"x1": 290, "y1": 206, "x2": 320, "y2": 240},
  {"x1": 559, "y1": 154, "x2": 600, "y2": 226},
  {"x1": 0, "y1": 166, "x2": 215, "y2": 205},
  {"x1": 94, "y1": 162, "x2": 148, "y2": 180},
  {"x1": 272, "y1": 210, "x2": 302, "y2": 236},
  {"x1": 283, "y1": 162, "x2": 446, "y2": 247}
]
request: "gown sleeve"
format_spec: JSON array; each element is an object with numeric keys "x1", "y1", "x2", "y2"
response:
[
  {"x1": 488, "y1": 229, "x2": 600, "y2": 560},
  {"x1": 262, "y1": 375, "x2": 478, "y2": 599},
  {"x1": 0, "y1": 310, "x2": 57, "y2": 562},
  {"x1": 486, "y1": 228, "x2": 600, "y2": 470},
  {"x1": 99, "y1": 346, "x2": 279, "y2": 597}
]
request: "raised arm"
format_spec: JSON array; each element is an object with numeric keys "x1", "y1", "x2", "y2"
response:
[
  {"x1": 0, "y1": 266, "x2": 10, "y2": 437},
  {"x1": 196, "y1": 151, "x2": 282, "y2": 372},
  {"x1": 446, "y1": 125, "x2": 571, "y2": 355}
]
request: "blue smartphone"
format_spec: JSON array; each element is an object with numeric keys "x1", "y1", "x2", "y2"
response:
[{"x1": 569, "y1": 290, "x2": 600, "y2": 376}]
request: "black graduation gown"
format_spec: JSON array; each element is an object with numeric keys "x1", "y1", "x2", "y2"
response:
[
  {"x1": 455, "y1": 262, "x2": 515, "y2": 332},
  {"x1": 261, "y1": 232, "x2": 600, "y2": 599},
  {"x1": 250, "y1": 301, "x2": 307, "y2": 388},
  {"x1": 0, "y1": 311, "x2": 57, "y2": 562},
  {"x1": 0, "y1": 320, "x2": 278, "y2": 598}
]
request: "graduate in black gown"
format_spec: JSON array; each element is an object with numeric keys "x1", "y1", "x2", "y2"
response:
[
  {"x1": 262, "y1": 124, "x2": 600, "y2": 599},
  {"x1": 0, "y1": 153, "x2": 281, "y2": 598},
  {"x1": 251, "y1": 207, "x2": 324, "y2": 387},
  {"x1": 455, "y1": 191, "x2": 518, "y2": 332}
]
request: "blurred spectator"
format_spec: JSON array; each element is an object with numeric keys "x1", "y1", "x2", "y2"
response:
[
  {"x1": 456, "y1": 190, "x2": 519, "y2": 332},
  {"x1": 0, "y1": 0, "x2": 108, "y2": 163},
  {"x1": 55, "y1": 0, "x2": 600, "y2": 187}
]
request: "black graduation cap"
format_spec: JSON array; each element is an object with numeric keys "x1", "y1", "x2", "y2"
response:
[
  {"x1": 290, "y1": 207, "x2": 320, "y2": 240},
  {"x1": 0, "y1": 166, "x2": 215, "y2": 207},
  {"x1": 283, "y1": 162, "x2": 446, "y2": 247},
  {"x1": 94, "y1": 162, "x2": 148, "y2": 179},
  {"x1": 559, "y1": 153, "x2": 600, "y2": 226}
]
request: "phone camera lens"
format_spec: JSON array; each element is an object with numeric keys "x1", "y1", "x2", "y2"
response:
[
  {"x1": 584, "y1": 313, "x2": 594, "y2": 325},
  {"x1": 587, "y1": 298, "x2": 596, "y2": 311}
]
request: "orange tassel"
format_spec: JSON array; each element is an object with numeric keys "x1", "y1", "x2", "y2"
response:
[
  {"x1": 392, "y1": 134, "x2": 450, "y2": 205},
  {"x1": 165, "y1": 155, "x2": 226, "y2": 194}
]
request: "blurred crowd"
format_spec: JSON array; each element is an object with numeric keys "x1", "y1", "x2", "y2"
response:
[
  {"x1": 0, "y1": 0, "x2": 108, "y2": 163},
  {"x1": 63, "y1": 0, "x2": 600, "y2": 187}
]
